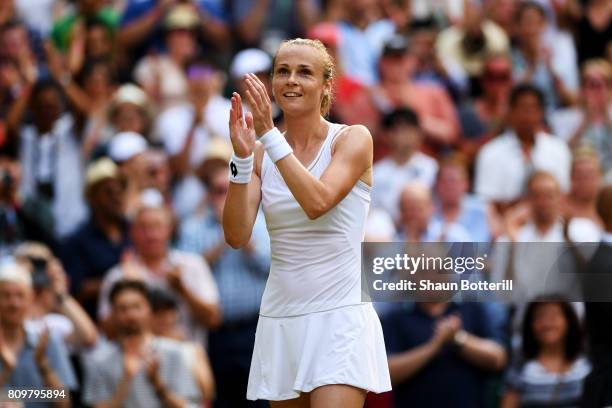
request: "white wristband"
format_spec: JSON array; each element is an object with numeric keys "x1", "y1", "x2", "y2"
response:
[
  {"x1": 229, "y1": 153, "x2": 253, "y2": 184},
  {"x1": 259, "y1": 127, "x2": 293, "y2": 163}
]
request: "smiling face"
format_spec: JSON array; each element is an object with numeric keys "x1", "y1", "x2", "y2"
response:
[
  {"x1": 272, "y1": 41, "x2": 333, "y2": 117},
  {"x1": 532, "y1": 303, "x2": 568, "y2": 350}
]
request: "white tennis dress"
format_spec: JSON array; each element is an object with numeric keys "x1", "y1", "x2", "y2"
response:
[{"x1": 246, "y1": 123, "x2": 391, "y2": 401}]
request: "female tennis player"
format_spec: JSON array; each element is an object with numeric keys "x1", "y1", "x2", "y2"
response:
[{"x1": 222, "y1": 38, "x2": 391, "y2": 407}]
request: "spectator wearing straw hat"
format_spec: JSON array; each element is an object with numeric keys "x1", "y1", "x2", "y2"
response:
[
  {"x1": 61, "y1": 158, "x2": 129, "y2": 319},
  {"x1": 133, "y1": 4, "x2": 200, "y2": 111},
  {"x1": 118, "y1": 0, "x2": 230, "y2": 68}
]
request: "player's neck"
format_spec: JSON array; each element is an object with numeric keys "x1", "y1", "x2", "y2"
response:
[{"x1": 284, "y1": 114, "x2": 328, "y2": 150}]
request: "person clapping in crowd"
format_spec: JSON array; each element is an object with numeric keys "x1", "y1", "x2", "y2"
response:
[
  {"x1": 0, "y1": 258, "x2": 76, "y2": 407},
  {"x1": 98, "y1": 190, "x2": 220, "y2": 343},
  {"x1": 82, "y1": 279, "x2": 202, "y2": 407},
  {"x1": 382, "y1": 301, "x2": 507, "y2": 407}
]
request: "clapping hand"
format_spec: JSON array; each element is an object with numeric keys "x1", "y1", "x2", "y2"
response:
[
  {"x1": 33, "y1": 329, "x2": 51, "y2": 374},
  {"x1": 229, "y1": 92, "x2": 257, "y2": 158},
  {"x1": 242, "y1": 73, "x2": 274, "y2": 137},
  {"x1": 432, "y1": 314, "x2": 462, "y2": 348},
  {"x1": 145, "y1": 352, "x2": 162, "y2": 387},
  {"x1": 123, "y1": 341, "x2": 146, "y2": 379}
]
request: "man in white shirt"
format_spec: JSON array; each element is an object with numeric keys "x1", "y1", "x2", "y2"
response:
[
  {"x1": 98, "y1": 194, "x2": 220, "y2": 345},
  {"x1": 475, "y1": 83, "x2": 571, "y2": 209},
  {"x1": 373, "y1": 108, "x2": 438, "y2": 222}
]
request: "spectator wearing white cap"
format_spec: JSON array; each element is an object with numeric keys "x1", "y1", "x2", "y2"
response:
[
  {"x1": 0, "y1": 258, "x2": 77, "y2": 407},
  {"x1": 98, "y1": 189, "x2": 221, "y2": 345},
  {"x1": 108, "y1": 131, "x2": 151, "y2": 218},
  {"x1": 82, "y1": 83, "x2": 153, "y2": 160},
  {"x1": 61, "y1": 158, "x2": 130, "y2": 319},
  {"x1": 154, "y1": 58, "x2": 231, "y2": 219},
  {"x1": 230, "y1": 48, "x2": 282, "y2": 126}
]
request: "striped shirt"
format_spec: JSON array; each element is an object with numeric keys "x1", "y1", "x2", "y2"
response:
[{"x1": 505, "y1": 356, "x2": 591, "y2": 407}]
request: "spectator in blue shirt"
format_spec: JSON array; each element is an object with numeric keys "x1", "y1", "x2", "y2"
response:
[
  {"x1": 178, "y1": 148, "x2": 269, "y2": 408},
  {"x1": 0, "y1": 258, "x2": 77, "y2": 408},
  {"x1": 382, "y1": 301, "x2": 507, "y2": 408}
]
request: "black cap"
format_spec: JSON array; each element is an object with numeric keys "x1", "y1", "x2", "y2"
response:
[{"x1": 382, "y1": 35, "x2": 410, "y2": 57}]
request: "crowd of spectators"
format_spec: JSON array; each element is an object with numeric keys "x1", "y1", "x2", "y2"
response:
[{"x1": 0, "y1": 0, "x2": 611, "y2": 407}]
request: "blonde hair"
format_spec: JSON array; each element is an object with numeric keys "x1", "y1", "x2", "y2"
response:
[
  {"x1": 581, "y1": 59, "x2": 612, "y2": 84},
  {"x1": 273, "y1": 38, "x2": 335, "y2": 116},
  {"x1": 571, "y1": 145, "x2": 602, "y2": 173}
]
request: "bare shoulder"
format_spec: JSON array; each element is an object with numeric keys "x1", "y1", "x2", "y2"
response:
[{"x1": 332, "y1": 124, "x2": 373, "y2": 154}]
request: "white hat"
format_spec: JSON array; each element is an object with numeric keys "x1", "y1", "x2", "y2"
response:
[
  {"x1": 165, "y1": 4, "x2": 200, "y2": 30},
  {"x1": 108, "y1": 132, "x2": 148, "y2": 163},
  {"x1": 108, "y1": 84, "x2": 151, "y2": 118},
  {"x1": 230, "y1": 48, "x2": 272, "y2": 79},
  {"x1": 139, "y1": 188, "x2": 165, "y2": 209},
  {"x1": 0, "y1": 258, "x2": 32, "y2": 287}
]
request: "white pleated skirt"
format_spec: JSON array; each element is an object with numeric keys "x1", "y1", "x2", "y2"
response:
[{"x1": 246, "y1": 303, "x2": 392, "y2": 401}]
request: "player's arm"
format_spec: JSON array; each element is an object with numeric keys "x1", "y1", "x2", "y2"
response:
[
  {"x1": 274, "y1": 125, "x2": 372, "y2": 219},
  {"x1": 222, "y1": 94, "x2": 263, "y2": 248}
]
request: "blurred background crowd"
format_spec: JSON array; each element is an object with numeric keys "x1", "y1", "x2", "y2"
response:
[{"x1": 0, "y1": 0, "x2": 611, "y2": 406}]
